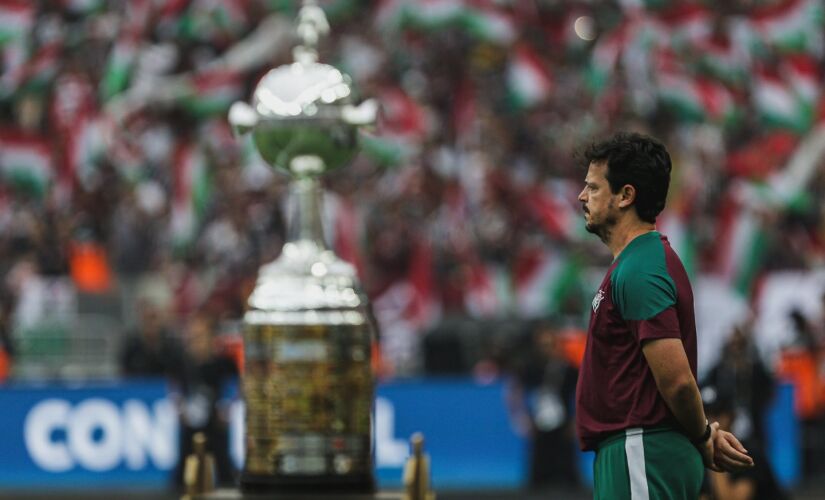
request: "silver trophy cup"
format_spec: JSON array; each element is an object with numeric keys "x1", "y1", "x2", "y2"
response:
[{"x1": 228, "y1": 1, "x2": 379, "y2": 493}]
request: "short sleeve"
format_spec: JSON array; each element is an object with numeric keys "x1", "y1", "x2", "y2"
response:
[
  {"x1": 630, "y1": 306, "x2": 681, "y2": 342},
  {"x1": 613, "y1": 268, "x2": 677, "y2": 321},
  {"x1": 612, "y1": 253, "x2": 680, "y2": 342}
]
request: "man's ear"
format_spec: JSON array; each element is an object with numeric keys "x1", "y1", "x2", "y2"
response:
[{"x1": 617, "y1": 184, "x2": 636, "y2": 208}]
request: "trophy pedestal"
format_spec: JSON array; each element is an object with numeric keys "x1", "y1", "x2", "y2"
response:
[
  {"x1": 192, "y1": 489, "x2": 403, "y2": 500},
  {"x1": 239, "y1": 473, "x2": 375, "y2": 495}
]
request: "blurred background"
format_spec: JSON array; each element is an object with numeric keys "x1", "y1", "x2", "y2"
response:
[{"x1": 0, "y1": 0, "x2": 824, "y2": 498}]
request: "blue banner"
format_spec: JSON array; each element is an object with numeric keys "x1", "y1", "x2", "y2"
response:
[
  {"x1": 0, "y1": 378, "x2": 528, "y2": 490},
  {"x1": 0, "y1": 380, "x2": 176, "y2": 489},
  {"x1": 765, "y1": 382, "x2": 800, "y2": 488},
  {"x1": 375, "y1": 379, "x2": 527, "y2": 489},
  {"x1": 0, "y1": 379, "x2": 799, "y2": 491}
]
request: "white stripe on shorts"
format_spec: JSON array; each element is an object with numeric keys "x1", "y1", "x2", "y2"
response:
[{"x1": 625, "y1": 428, "x2": 650, "y2": 500}]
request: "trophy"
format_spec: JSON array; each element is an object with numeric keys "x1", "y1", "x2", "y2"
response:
[{"x1": 228, "y1": 0, "x2": 378, "y2": 493}]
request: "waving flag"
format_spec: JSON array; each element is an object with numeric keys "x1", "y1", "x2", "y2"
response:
[
  {"x1": 376, "y1": 0, "x2": 516, "y2": 45},
  {"x1": 695, "y1": 35, "x2": 750, "y2": 86},
  {"x1": 374, "y1": 0, "x2": 409, "y2": 31},
  {"x1": 0, "y1": 1, "x2": 33, "y2": 98},
  {"x1": 67, "y1": 114, "x2": 106, "y2": 189},
  {"x1": 752, "y1": 66, "x2": 815, "y2": 134},
  {"x1": 784, "y1": 55, "x2": 820, "y2": 117},
  {"x1": 171, "y1": 142, "x2": 212, "y2": 248},
  {"x1": 17, "y1": 42, "x2": 61, "y2": 94},
  {"x1": 655, "y1": 2, "x2": 711, "y2": 51},
  {"x1": 0, "y1": 0, "x2": 32, "y2": 45},
  {"x1": 100, "y1": 35, "x2": 139, "y2": 102},
  {"x1": 361, "y1": 87, "x2": 430, "y2": 166},
  {"x1": 524, "y1": 181, "x2": 588, "y2": 242},
  {"x1": 464, "y1": 258, "x2": 510, "y2": 318},
  {"x1": 461, "y1": 3, "x2": 516, "y2": 45},
  {"x1": 507, "y1": 45, "x2": 552, "y2": 110},
  {"x1": 407, "y1": 0, "x2": 464, "y2": 30},
  {"x1": 658, "y1": 209, "x2": 697, "y2": 278},
  {"x1": 751, "y1": 0, "x2": 825, "y2": 54},
  {"x1": 514, "y1": 248, "x2": 583, "y2": 318},
  {"x1": 586, "y1": 26, "x2": 625, "y2": 93},
  {"x1": 713, "y1": 188, "x2": 770, "y2": 297},
  {"x1": 177, "y1": 0, "x2": 250, "y2": 44},
  {"x1": 0, "y1": 130, "x2": 54, "y2": 198},
  {"x1": 727, "y1": 132, "x2": 798, "y2": 180},
  {"x1": 182, "y1": 69, "x2": 245, "y2": 118},
  {"x1": 658, "y1": 74, "x2": 739, "y2": 125}
]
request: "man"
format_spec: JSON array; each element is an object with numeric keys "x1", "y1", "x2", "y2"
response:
[
  {"x1": 507, "y1": 320, "x2": 579, "y2": 491},
  {"x1": 172, "y1": 313, "x2": 239, "y2": 489},
  {"x1": 574, "y1": 132, "x2": 753, "y2": 499},
  {"x1": 119, "y1": 298, "x2": 183, "y2": 378}
]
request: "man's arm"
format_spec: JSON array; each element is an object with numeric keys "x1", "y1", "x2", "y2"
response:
[
  {"x1": 642, "y1": 338, "x2": 707, "y2": 437},
  {"x1": 641, "y1": 337, "x2": 755, "y2": 471},
  {"x1": 642, "y1": 338, "x2": 718, "y2": 468}
]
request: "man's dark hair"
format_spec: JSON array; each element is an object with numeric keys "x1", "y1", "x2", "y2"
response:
[{"x1": 579, "y1": 132, "x2": 672, "y2": 223}]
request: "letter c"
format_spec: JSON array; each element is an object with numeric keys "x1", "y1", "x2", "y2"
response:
[{"x1": 24, "y1": 399, "x2": 73, "y2": 472}]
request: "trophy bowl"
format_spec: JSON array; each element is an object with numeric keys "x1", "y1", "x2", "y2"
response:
[{"x1": 229, "y1": 60, "x2": 376, "y2": 177}]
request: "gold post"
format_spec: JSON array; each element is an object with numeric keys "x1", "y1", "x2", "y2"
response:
[
  {"x1": 403, "y1": 433, "x2": 436, "y2": 500},
  {"x1": 182, "y1": 433, "x2": 215, "y2": 500}
]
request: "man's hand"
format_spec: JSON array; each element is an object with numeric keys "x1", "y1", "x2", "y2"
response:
[
  {"x1": 713, "y1": 427, "x2": 754, "y2": 472},
  {"x1": 699, "y1": 422, "x2": 722, "y2": 471}
]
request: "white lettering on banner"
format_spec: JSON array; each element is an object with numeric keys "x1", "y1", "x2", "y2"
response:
[
  {"x1": 25, "y1": 395, "x2": 409, "y2": 473},
  {"x1": 226, "y1": 397, "x2": 409, "y2": 470},
  {"x1": 122, "y1": 399, "x2": 177, "y2": 470},
  {"x1": 24, "y1": 399, "x2": 73, "y2": 472},
  {"x1": 375, "y1": 397, "x2": 408, "y2": 468},
  {"x1": 23, "y1": 398, "x2": 179, "y2": 472},
  {"x1": 68, "y1": 399, "x2": 122, "y2": 471}
]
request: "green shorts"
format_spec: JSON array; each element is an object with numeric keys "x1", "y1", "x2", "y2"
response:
[{"x1": 593, "y1": 427, "x2": 704, "y2": 500}]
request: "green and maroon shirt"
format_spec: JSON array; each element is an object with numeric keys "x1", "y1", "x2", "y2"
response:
[{"x1": 575, "y1": 231, "x2": 697, "y2": 451}]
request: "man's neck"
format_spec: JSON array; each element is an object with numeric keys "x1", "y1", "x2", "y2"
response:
[{"x1": 606, "y1": 218, "x2": 656, "y2": 258}]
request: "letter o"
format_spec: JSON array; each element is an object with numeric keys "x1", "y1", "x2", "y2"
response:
[{"x1": 67, "y1": 399, "x2": 122, "y2": 471}]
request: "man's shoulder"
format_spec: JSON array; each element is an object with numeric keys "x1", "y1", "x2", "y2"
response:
[
  {"x1": 612, "y1": 234, "x2": 668, "y2": 286},
  {"x1": 611, "y1": 233, "x2": 677, "y2": 320}
]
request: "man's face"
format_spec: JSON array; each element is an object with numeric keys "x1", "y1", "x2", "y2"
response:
[{"x1": 578, "y1": 161, "x2": 620, "y2": 240}]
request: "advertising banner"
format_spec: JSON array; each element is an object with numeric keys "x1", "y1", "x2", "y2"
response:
[
  {"x1": 0, "y1": 379, "x2": 528, "y2": 490},
  {"x1": 0, "y1": 378, "x2": 798, "y2": 490}
]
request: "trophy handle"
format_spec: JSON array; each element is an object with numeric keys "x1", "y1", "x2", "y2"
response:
[
  {"x1": 342, "y1": 99, "x2": 379, "y2": 126},
  {"x1": 228, "y1": 102, "x2": 259, "y2": 136}
]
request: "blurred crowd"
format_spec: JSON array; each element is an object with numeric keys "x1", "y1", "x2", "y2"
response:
[
  {"x1": 0, "y1": 0, "x2": 824, "y2": 494},
  {"x1": 1, "y1": 0, "x2": 822, "y2": 369},
  {"x1": 0, "y1": 0, "x2": 825, "y2": 374}
]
